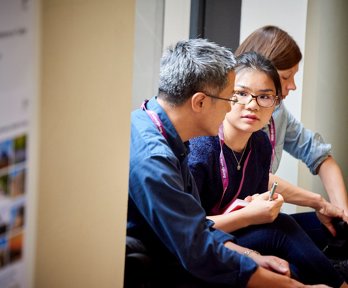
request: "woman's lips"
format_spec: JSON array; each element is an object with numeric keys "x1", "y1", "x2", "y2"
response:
[{"x1": 242, "y1": 114, "x2": 259, "y2": 120}]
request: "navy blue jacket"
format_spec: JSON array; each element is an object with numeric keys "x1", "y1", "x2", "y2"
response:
[
  {"x1": 188, "y1": 131, "x2": 271, "y2": 215},
  {"x1": 127, "y1": 97, "x2": 258, "y2": 286}
]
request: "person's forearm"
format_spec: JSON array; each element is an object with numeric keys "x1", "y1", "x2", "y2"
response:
[
  {"x1": 269, "y1": 174, "x2": 324, "y2": 210},
  {"x1": 246, "y1": 267, "x2": 311, "y2": 288},
  {"x1": 318, "y1": 156, "x2": 348, "y2": 212},
  {"x1": 224, "y1": 240, "x2": 255, "y2": 254},
  {"x1": 208, "y1": 210, "x2": 251, "y2": 233}
]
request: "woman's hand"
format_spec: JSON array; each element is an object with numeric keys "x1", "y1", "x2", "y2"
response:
[
  {"x1": 246, "y1": 266, "x2": 332, "y2": 288},
  {"x1": 241, "y1": 192, "x2": 284, "y2": 225},
  {"x1": 246, "y1": 251, "x2": 290, "y2": 277},
  {"x1": 316, "y1": 199, "x2": 348, "y2": 236}
]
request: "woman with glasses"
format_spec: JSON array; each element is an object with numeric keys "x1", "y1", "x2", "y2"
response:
[
  {"x1": 188, "y1": 51, "x2": 347, "y2": 287},
  {"x1": 236, "y1": 25, "x2": 348, "y2": 280}
]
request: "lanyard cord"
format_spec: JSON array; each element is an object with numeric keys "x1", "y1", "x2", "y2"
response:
[
  {"x1": 268, "y1": 117, "x2": 276, "y2": 172},
  {"x1": 141, "y1": 99, "x2": 168, "y2": 139},
  {"x1": 212, "y1": 124, "x2": 252, "y2": 214},
  {"x1": 141, "y1": 101, "x2": 258, "y2": 214}
]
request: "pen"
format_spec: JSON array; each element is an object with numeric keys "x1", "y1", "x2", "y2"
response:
[{"x1": 269, "y1": 182, "x2": 278, "y2": 201}]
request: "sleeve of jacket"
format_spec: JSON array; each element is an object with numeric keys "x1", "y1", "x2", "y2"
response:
[
  {"x1": 129, "y1": 152, "x2": 258, "y2": 286},
  {"x1": 282, "y1": 107, "x2": 332, "y2": 175}
]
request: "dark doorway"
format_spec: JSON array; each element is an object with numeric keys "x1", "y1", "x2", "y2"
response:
[{"x1": 190, "y1": 0, "x2": 242, "y2": 52}]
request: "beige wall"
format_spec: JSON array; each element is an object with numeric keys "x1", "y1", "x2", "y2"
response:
[
  {"x1": 299, "y1": 0, "x2": 348, "y2": 200},
  {"x1": 36, "y1": 1, "x2": 134, "y2": 287}
]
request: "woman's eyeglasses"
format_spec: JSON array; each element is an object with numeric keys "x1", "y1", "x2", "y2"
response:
[{"x1": 232, "y1": 91, "x2": 278, "y2": 108}]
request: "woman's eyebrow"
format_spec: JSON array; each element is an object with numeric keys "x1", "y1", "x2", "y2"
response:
[
  {"x1": 235, "y1": 84, "x2": 274, "y2": 93},
  {"x1": 258, "y1": 88, "x2": 275, "y2": 93}
]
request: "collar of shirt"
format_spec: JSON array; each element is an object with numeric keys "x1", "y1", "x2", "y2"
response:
[{"x1": 146, "y1": 97, "x2": 189, "y2": 161}]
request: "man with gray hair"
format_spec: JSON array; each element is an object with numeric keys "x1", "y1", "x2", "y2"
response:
[{"x1": 126, "y1": 38, "x2": 328, "y2": 287}]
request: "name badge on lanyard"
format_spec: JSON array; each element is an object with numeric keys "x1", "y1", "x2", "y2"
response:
[{"x1": 211, "y1": 124, "x2": 252, "y2": 214}]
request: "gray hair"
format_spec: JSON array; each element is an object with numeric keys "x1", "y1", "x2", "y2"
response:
[{"x1": 158, "y1": 38, "x2": 236, "y2": 105}]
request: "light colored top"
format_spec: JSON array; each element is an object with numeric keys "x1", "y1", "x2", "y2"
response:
[{"x1": 263, "y1": 102, "x2": 332, "y2": 175}]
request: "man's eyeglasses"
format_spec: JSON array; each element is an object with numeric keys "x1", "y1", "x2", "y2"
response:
[
  {"x1": 232, "y1": 91, "x2": 278, "y2": 108},
  {"x1": 204, "y1": 93, "x2": 237, "y2": 103}
]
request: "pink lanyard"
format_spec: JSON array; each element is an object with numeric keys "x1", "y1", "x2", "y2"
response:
[
  {"x1": 212, "y1": 125, "x2": 252, "y2": 214},
  {"x1": 141, "y1": 100, "x2": 167, "y2": 139},
  {"x1": 268, "y1": 117, "x2": 276, "y2": 171}
]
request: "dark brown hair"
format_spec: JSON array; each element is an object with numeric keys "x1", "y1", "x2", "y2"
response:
[
  {"x1": 235, "y1": 26, "x2": 302, "y2": 70},
  {"x1": 235, "y1": 51, "x2": 282, "y2": 99}
]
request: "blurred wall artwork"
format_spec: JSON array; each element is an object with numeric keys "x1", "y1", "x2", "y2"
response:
[{"x1": 0, "y1": 0, "x2": 37, "y2": 287}]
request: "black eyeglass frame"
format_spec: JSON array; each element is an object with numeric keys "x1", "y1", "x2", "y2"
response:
[
  {"x1": 203, "y1": 93, "x2": 237, "y2": 103},
  {"x1": 232, "y1": 91, "x2": 279, "y2": 108}
]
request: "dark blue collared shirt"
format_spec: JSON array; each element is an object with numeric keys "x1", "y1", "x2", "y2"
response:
[{"x1": 127, "y1": 97, "x2": 258, "y2": 286}]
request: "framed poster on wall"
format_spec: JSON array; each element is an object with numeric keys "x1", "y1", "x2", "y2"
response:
[{"x1": 0, "y1": 0, "x2": 37, "y2": 287}]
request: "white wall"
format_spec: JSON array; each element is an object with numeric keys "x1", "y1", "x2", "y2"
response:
[
  {"x1": 132, "y1": 0, "x2": 191, "y2": 110},
  {"x1": 162, "y1": 0, "x2": 191, "y2": 51},
  {"x1": 132, "y1": 0, "x2": 164, "y2": 110}
]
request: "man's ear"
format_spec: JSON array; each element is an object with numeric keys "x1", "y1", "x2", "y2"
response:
[{"x1": 191, "y1": 92, "x2": 206, "y2": 112}]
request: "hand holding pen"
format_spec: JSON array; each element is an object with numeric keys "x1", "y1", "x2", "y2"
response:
[
  {"x1": 269, "y1": 182, "x2": 278, "y2": 201},
  {"x1": 242, "y1": 190, "x2": 283, "y2": 225}
]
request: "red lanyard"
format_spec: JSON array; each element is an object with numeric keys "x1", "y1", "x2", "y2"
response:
[
  {"x1": 212, "y1": 125, "x2": 252, "y2": 214},
  {"x1": 141, "y1": 100, "x2": 167, "y2": 139},
  {"x1": 268, "y1": 117, "x2": 276, "y2": 172}
]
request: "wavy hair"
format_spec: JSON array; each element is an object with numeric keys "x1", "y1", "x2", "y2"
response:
[{"x1": 235, "y1": 25, "x2": 302, "y2": 71}]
